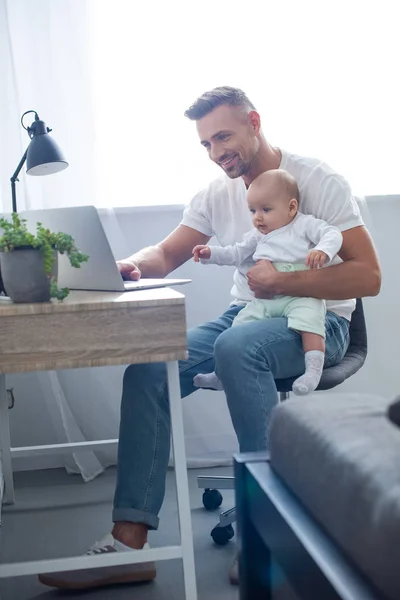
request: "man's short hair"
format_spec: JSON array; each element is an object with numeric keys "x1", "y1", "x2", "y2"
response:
[{"x1": 184, "y1": 86, "x2": 256, "y2": 120}]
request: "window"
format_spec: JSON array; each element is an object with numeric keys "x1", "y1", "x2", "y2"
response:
[{"x1": 88, "y1": 0, "x2": 399, "y2": 207}]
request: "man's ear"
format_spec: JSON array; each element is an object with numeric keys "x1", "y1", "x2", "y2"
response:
[
  {"x1": 289, "y1": 198, "x2": 298, "y2": 213},
  {"x1": 248, "y1": 110, "x2": 261, "y2": 135}
]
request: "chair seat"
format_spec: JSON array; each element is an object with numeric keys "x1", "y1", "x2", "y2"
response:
[{"x1": 275, "y1": 347, "x2": 366, "y2": 392}]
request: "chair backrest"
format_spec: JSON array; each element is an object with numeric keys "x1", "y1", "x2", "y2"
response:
[
  {"x1": 346, "y1": 298, "x2": 368, "y2": 354},
  {"x1": 275, "y1": 299, "x2": 368, "y2": 393}
]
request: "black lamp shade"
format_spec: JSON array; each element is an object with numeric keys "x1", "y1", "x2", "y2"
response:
[{"x1": 26, "y1": 133, "x2": 68, "y2": 176}]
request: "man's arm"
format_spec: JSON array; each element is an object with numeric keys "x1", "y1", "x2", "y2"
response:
[
  {"x1": 118, "y1": 225, "x2": 211, "y2": 279},
  {"x1": 247, "y1": 226, "x2": 381, "y2": 300}
]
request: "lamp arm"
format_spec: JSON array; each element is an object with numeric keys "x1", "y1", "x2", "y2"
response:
[{"x1": 10, "y1": 147, "x2": 28, "y2": 213}]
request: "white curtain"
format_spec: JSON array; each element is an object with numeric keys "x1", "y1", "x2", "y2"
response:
[
  {"x1": 1, "y1": 0, "x2": 399, "y2": 483},
  {"x1": 0, "y1": 0, "x2": 238, "y2": 480},
  {"x1": 0, "y1": 0, "x2": 107, "y2": 480}
]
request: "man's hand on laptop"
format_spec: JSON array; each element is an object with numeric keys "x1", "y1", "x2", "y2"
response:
[{"x1": 117, "y1": 259, "x2": 141, "y2": 281}]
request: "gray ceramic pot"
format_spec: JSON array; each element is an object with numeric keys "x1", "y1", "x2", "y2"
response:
[{"x1": 0, "y1": 247, "x2": 51, "y2": 303}]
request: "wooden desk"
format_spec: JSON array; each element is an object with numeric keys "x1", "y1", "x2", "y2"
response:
[{"x1": 0, "y1": 289, "x2": 197, "y2": 599}]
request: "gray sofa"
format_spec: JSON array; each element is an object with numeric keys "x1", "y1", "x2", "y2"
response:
[{"x1": 269, "y1": 392, "x2": 400, "y2": 600}]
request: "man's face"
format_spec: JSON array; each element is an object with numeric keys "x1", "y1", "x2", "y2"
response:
[{"x1": 196, "y1": 105, "x2": 259, "y2": 179}]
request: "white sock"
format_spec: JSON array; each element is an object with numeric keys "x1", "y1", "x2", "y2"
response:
[
  {"x1": 87, "y1": 534, "x2": 148, "y2": 555},
  {"x1": 112, "y1": 537, "x2": 138, "y2": 552},
  {"x1": 193, "y1": 372, "x2": 224, "y2": 391},
  {"x1": 292, "y1": 350, "x2": 324, "y2": 396}
]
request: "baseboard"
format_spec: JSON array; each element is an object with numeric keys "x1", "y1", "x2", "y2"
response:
[
  {"x1": 0, "y1": 454, "x2": 4, "y2": 521},
  {"x1": 12, "y1": 455, "x2": 65, "y2": 472}
]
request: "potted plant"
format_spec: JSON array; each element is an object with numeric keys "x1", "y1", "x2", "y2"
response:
[{"x1": 0, "y1": 213, "x2": 88, "y2": 303}]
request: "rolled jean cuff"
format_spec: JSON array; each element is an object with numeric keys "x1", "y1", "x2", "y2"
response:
[{"x1": 112, "y1": 507, "x2": 160, "y2": 530}]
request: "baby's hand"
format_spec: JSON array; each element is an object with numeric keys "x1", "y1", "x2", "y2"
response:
[
  {"x1": 306, "y1": 249, "x2": 328, "y2": 269},
  {"x1": 192, "y1": 245, "x2": 211, "y2": 262}
]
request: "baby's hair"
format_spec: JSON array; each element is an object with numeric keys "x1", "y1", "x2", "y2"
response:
[{"x1": 251, "y1": 169, "x2": 299, "y2": 202}]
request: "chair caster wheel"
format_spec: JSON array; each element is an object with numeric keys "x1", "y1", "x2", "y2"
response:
[
  {"x1": 211, "y1": 524, "x2": 235, "y2": 545},
  {"x1": 202, "y1": 488, "x2": 223, "y2": 511}
]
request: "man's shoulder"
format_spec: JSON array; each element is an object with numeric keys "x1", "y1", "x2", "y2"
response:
[
  {"x1": 283, "y1": 150, "x2": 355, "y2": 212},
  {"x1": 283, "y1": 149, "x2": 324, "y2": 169},
  {"x1": 282, "y1": 149, "x2": 344, "y2": 183}
]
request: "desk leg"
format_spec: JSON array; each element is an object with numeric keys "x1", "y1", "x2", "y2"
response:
[
  {"x1": 167, "y1": 361, "x2": 197, "y2": 600},
  {"x1": 0, "y1": 374, "x2": 14, "y2": 504}
]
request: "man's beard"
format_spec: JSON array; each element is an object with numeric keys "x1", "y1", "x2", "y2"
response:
[{"x1": 223, "y1": 157, "x2": 249, "y2": 179}]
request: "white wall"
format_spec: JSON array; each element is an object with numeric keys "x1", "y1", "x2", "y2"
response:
[
  {"x1": 332, "y1": 196, "x2": 400, "y2": 399},
  {"x1": 0, "y1": 453, "x2": 3, "y2": 519},
  {"x1": 6, "y1": 196, "x2": 400, "y2": 471}
]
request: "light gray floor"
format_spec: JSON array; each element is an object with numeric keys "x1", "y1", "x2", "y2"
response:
[{"x1": 0, "y1": 466, "x2": 240, "y2": 600}]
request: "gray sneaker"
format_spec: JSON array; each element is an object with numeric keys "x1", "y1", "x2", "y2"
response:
[{"x1": 38, "y1": 534, "x2": 156, "y2": 590}]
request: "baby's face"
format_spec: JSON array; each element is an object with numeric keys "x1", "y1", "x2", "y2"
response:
[{"x1": 247, "y1": 184, "x2": 297, "y2": 235}]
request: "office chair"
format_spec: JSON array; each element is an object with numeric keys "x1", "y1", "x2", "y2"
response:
[{"x1": 197, "y1": 299, "x2": 368, "y2": 544}]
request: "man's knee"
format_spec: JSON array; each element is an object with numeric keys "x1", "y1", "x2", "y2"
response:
[
  {"x1": 214, "y1": 326, "x2": 247, "y2": 369},
  {"x1": 214, "y1": 324, "x2": 276, "y2": 377}
]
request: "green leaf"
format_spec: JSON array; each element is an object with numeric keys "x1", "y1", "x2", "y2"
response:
[{"x1": 0, "y1": 214, "x2": 89, "y2": 280}]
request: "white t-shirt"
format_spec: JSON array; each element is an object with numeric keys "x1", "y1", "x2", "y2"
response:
[{"x1": 181, "y1": 149, "x2": 364, "y2": 321}]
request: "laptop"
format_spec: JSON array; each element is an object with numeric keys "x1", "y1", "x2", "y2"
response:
[{"x1": 16, "y1": 206, "x2": 191, "y2": 292}]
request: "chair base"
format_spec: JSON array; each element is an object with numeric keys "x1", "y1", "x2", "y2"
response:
[{"x1": 198, "y1": 475, "x2": 236, "y2": 544}]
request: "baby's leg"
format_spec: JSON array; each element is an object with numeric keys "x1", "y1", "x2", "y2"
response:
[
  {"x1": 292, "y1": 332, "x2": 325, "y2": 396},
  {"x1": 284, "y1": 296, "x2": 326, "y2": 396}
]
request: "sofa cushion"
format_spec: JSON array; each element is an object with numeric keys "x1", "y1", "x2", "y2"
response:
[{"x1": 269, "y1": 393, "x2": 400, "y2": 600}]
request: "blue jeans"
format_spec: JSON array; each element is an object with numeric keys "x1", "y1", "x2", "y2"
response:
[{"x1": 113, "y1": 306, "x2": 350, "y2": 529}]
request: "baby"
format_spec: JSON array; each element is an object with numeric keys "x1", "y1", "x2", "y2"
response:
[{"x1": 192, "y1": 169, "x2": 343, "y2": 396}]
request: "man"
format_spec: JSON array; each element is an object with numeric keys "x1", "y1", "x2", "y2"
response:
[{"x1": 39, "y1": 86, "x2": 381, "y2": 590}]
